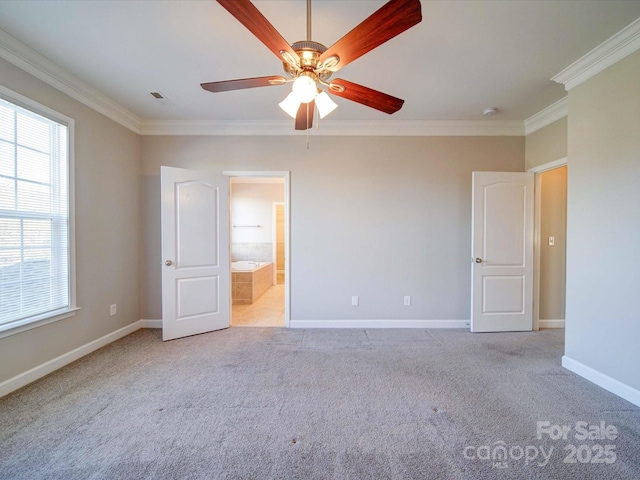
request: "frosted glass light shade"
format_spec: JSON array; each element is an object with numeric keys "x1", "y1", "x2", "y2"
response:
[
  {"x1": 292, "y1": 75, "x2": 317, "y2": 103},
  {"x1": 315, "y1": 91, "x2": 338, "y2": 119},
  {"x1": 278, "y1": 92, "x2": 301, "y2": 118}
]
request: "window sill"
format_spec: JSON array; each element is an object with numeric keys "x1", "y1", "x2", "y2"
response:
[{"x1": 0, "y1": 307, "x2": 81, "y2": 340}]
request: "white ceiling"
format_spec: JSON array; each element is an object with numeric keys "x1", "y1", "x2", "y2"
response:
[{"x1": 0, "y1": 0, "x2": 639, "y2": 128}]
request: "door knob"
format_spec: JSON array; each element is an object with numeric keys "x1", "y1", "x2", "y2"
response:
[
  {"x1": 475, "y1": 258, "x2": 483, "y2": 263},
  {"x1": 165, "y1": 260, "x2": 173, "y2": 266}
]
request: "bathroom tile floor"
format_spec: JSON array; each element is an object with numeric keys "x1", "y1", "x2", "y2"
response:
[{"x1": 231, "y1": 284, "x2": 285, "y2": 327}]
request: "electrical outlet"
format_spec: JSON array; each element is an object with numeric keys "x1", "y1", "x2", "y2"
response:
[
  {"x1": 110, "y1": 304, "x2": 117, "y2": 316},
  {"x1": 404, "y1": 296, "x2": 411, "y2": 306},
  {"x1": 351, "y1": 296, "x2": 359, "y2": 306}
]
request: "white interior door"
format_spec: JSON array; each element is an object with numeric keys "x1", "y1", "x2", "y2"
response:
[
  {"x1": 471, "y1": 172, "x2": 534, "y2": 332},
  {"x1": 161, "y1": 166, "x2": 230, "y2": 341}
]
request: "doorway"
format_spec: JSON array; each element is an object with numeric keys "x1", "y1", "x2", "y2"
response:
[
  {"x1": 530, "y1": 158, "x2": 568, "y2": 330},
  {"x1": 226, "y1": 171, "x2": 290, "y2": 327}
]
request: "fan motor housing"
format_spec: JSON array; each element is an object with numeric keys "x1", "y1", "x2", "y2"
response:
[{"x1": 283, "y1": 41, "x2": 332, "y2": 81}]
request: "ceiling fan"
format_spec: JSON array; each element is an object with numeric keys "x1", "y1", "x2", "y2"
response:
[{"x1": 201, "y1": 0, "x2": 422, "y2": 130}]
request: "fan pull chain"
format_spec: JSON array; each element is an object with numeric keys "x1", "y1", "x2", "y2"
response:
[{"x1": 306, "y1": 102, "x2": 310, "y2": 150}]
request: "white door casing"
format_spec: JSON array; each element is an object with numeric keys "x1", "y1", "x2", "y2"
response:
[
  {"x1": 161, "y1": 166, "x2": 230, "y2": 341},
  {"x1": 471, "y1": 172, "x2": 534, "y2": 332},
  {"x1": 225, "y1": 170, "x2": 291, "y2": 327},
  {"x1": 529, "y1": 157, "x2": 568, "y2": 331}
]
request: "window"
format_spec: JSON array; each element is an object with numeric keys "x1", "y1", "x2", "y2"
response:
[{"x1": 0, "y1": 88, "x2": 76, "y2": 335}]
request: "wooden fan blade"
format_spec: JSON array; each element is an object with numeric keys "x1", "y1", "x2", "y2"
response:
[
  {"x1": 318, "y1": 0, "x2": 421, "y2": 72},
  {"x1": 217, "y1": 0, "x2": 299, "y2": 65},
  {"x1": 329, "y1": 79, "x2": 404, "y2": 114},
  {"x1": 295, "y1": 102, "x2": 315, "y2": 130},
  {"x1": 201, "y1": 76, "x2": 286, "y2": 93}
]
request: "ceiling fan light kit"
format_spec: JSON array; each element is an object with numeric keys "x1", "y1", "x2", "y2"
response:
[
  {"x1": 315, "y1": 92, "x2": 338, "y2": 119},
  {"x1": 279, "y1": 89, "x2": 337, "y2": 120},
  {"x1": 278, "y1": 92, "x2": 302, "y2": 119},
  {"x1": 202, "y1": 0, "x2": 422, "y2": 130},
  {"x1": 291, "y1": 73, "x2": 318, "y2": 104}
]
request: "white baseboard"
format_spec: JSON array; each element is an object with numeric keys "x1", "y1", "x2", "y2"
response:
[
  {"x1": 539, "y1": 319, "x2": 565, "y2": 328},
  {"x1": 0, "y1": 320, "x2": 145, "y2": 398},
  {"x1": 562, "y1": 355, "x2": 640, "y2": 408},
  {"x1": 289, "y1": 319, "x2": 469, "y2": 329},
  {"x1": 140, "y1": 319, "x2": 162, "y2": 329},
  {"x1": 143, "y1": 318, "x2": 469, "y2": 329}
]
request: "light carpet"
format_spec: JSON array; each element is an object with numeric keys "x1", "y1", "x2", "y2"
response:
[{"x1": 1, "y1": 328, "x2": 639, "y2": 479}]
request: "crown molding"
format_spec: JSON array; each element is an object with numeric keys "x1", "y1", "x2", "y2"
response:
[
  {"x1": 524, "y1": 97, "x2": 568, "y2": 135},
  {"x1": 1, "y1": 15, "x2": 638, "y2": 138},
  {"x1": 552, "y1": 17, "x2": 640, "y2": 91},
  {"x1": 0, "y1": 28, "x2": 142, "y2": 134},
  {"x1": 140, "y1": 119, "x2": 524, "y2": 136},
  {"x1": 0, "y1": 27, "x2": 527, "y2": 138}
]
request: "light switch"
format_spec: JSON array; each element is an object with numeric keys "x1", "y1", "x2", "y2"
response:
[
  {"x1": 351, "y1": 296, "x2": 359, "y2": 306},
  {"x1": 548, "y1": 236, "x2": 555, "y2": 246}
]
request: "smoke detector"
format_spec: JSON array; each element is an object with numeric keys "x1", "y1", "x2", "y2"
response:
[{"x1": 482, "y1": 107, "x2": 498, "y2": 116}]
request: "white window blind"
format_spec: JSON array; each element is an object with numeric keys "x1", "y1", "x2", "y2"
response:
[{"x1": 0, "y1": 95, "x2": 70, "y2": 330}]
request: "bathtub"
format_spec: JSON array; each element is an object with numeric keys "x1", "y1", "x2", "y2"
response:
[
  {"x1": 232, "y1": 261, "x2": 269, "y2": 272},
  {"x1": 231, "y1": 261, "x2": 274, "y2": 305}
]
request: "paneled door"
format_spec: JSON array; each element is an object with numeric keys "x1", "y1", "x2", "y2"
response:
[
  {"x1": 161, "y1": 166, "x2": 230, "y2": 341},
  {"x1": 471, "y1": 172, "x2": 534, "y2": 332}
]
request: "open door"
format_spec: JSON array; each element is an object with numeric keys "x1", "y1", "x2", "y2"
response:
[
  {"x1": 161, "y1": 166, "x2": 230, "y2": 341},
  {"x1": 471, "y1": 172, "x2": 534, "y2": 332}
]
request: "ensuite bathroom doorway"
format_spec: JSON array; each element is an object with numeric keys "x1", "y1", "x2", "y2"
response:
[{"x1": 228, "y1": 174, "x2": 288, "y2": 327}]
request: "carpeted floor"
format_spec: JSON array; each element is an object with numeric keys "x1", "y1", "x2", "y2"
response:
[{"x1": 1, "y1": 328, "x2": 639, "y2": 479}]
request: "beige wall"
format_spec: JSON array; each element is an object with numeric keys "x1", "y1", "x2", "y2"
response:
[
  {"x1": 231, "y1": 182, "x2": 285, "y2": 246},
  {"x1": 0, "y1": 58, "x2": 141, "y2": 383},
  {"x1": 525, "y1": 117, "x2": 567, "y2": 170},
  {"x1": 565, "y1": 50, "x2": 640, "y2": 392},
  {"x1": 140, "y1": 135, "x2": 524, "y2": 322},
  {"x1": 539, "y1": 166, "x2": 567, "y2": 320}
]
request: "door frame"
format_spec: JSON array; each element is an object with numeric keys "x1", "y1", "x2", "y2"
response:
[
  {"x1": 225, "y1": 170, "x2": 291, "y2": 328},
  {"x1": 528, "y1": 157, "x2": 568, "y2": 331}
]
